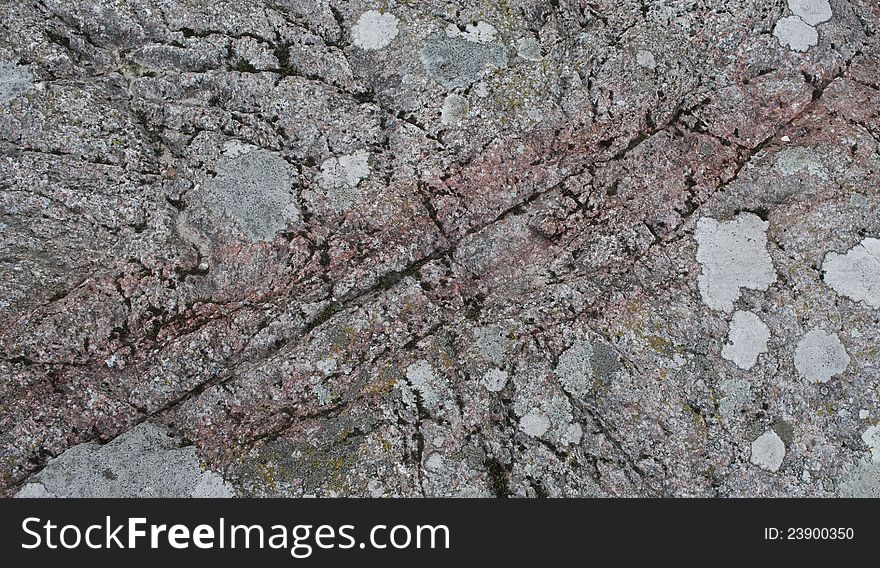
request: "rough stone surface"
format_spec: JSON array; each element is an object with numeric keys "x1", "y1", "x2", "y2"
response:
[{"x1": 1, "y1": 0, "x2": 879, "y2": 499}]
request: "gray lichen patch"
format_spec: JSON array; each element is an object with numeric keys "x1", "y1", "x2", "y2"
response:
[
  {"x1": 404, "y1": 359, "x2": 447, "y2": 408},
  {"x1": 0, "y1": 61, "x2": 33, "y2": 104},
  {"x1": 773, "y1": 16, "x2": 819, "y2": 52},
  {"x1": 719, "y1": 378, "x2": 752, "y2": 422},
  {"x1": 519, "y1": 409, "x2": 551, "y2": 438},
  {"x1": 788, "y1": 0, "x2": 833, "y2": 26},
  {"x1": 636, "y1": 49, "x2": 657, "y2": 70},
  {"x1": 317, "y1": 150, "x2": 371, "y2": 212},
  {"x1": 14, "y1": 422, "x2": 234, "y2": 498},
  {"x1": 863, "y1": 425, "x2": 880, "y2": 464},
  {"x1": 420, "y1": 35, "x2": 508, "y2": 91},
  {"x1": 793, "y1": 329, "x2": 849, "y2": 383},
  {"x1": 775, "y1": 146, "x2": 827, "y2": 179},
  {"x1": 441, "y1": 94, "x2": 469, "y2": 125},
  {"x1": 694, "y1": 213, "x2": 776, "y2": 313},
  {"x1": 482, "y1": 367, "x2": 508, "y2": 392},
  {"x1": 516, "y1": 38, "x2": 543, "y2": 62},
  {"x1": 750, "y1": 430, "x2": 785, "y2": 472},
  {"x1": 203, "y1": 143, "x2": 301, "y2": 242},
  {"x1": 822, "y1": 238, "x2": 880, "y2": 309},
  {"x1": 555, "y1": 339, "x2": 620, "y2": 397},
  {"x1": 352, "y1": 10, "x2": 399, "y2": 51},
  {"x1": 474, "y1": 324, "x2": 510, "y2": 365},
  {"x1": 838, "y1": 459, "x2": 880, "y2": 497},
  {"x1": 721, "y1": 310, "x2": 770, "y2": 370},
  {"x1": 555, "y1": 340, "x2": 593, "y2": 397}
]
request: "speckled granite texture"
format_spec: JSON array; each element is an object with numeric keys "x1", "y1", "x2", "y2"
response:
[{"x1": 2, "y1": 0, "x2": 880, "y2": 497}]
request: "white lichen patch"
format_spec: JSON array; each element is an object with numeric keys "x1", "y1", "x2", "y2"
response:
[
  {"x1": 636, "y1": 49, "x2": 657, "y2": 70},
  {"x1": 352, "y1": 10, "x2": 399, "y2": 51},
  {"x1": 862, "y1": 425, "x2": 880, "y2": 463},
  {"x1": 14, "y1": 422, "x2": 234, "y2": 498},
  {"x1": 455, "y1": 21, "x2": 498, "y2": 44},
  {"x1": 0, "y1": 61, "x2": 33, "y2": 104},
  {"x1": 773, "y1": 16, "x2": 819, "y2": 52},
  {"x1": 750, "y1": 430, "x2": 786, "y2": 472},
  {"x1": 694, "y1": 213, "x2": 776, "y2": 313},
  {"x1": 793, "y1": 329, "x2": 849, "y2": 383},
  {"x1": 482, "y1": 368, "x2": 508, "y2": 392},
  {"x1": 520, "y1": 409, "x2": 551, "y2": 438},
  {"x1": 788, "y1": 0, "x2": 833, "y2": 26},
  {"x1": 318, "y1": 150, "x2": 371, "y2": 211},
  {"x1": 721, "y1": 310, "x2": 770, "y2": 370},
  {"x1": 822, "y1": 238, "x2": 880, "y2": 309},
  {"x1": 204, "y1": 143, "x2": 301, "y2": 242},
  {"x1": 405, "y1": 359, "x2": 447, "y2": 408},
  {"x1": 441, "y1": 93, "x2": 469, "y2": 125},
  {"x1": 516, "y1": 37, "x2": 543, "y2": 61},
  {"x1": 555, "y1": 340, "x2": 593, "y2": 397}
]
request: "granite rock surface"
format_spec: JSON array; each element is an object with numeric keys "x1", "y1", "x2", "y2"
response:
[{"x1": 2, "y1": 0, "x2": 880, "y2": 497}]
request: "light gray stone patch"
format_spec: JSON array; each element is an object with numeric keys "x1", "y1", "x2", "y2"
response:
[
  {"x1": 750, "y1": 430, "x2": 786, "y2": 472},
  {"x1": 694, "y1": 213, "x2": 776, "y2": 313},
  {"x1": 721, "y1": 310, "x2": 770, "y2": 370},
  {"x1": 793, "y1": 329, "x2": 849, "y2": 383},
  {"x1": 788, "y1": 0, "x2": 833, "y2": 26},
  {"x1": 14, "y1": 422, "x2": 234, "y2": 498},
  {"x1": 318, "y1": 150, "x2": 371, "y2": 212},
  {"x1": 822, "y1": 238, "x2": 880, "y2": 309},
  {"x1": 0, "y1": 61, "x2": 32, "y2": 104},
  {"x1": 420, "y1": 35, "x2": 508, "y2": 91},
  {"x1": 352, "y1": 10, "x2": 399, "y2": 51},
  {"x1": 773, "y1": 16, "x2": 819, "y2": 52},
  {"x1": 203, "y1": 143, "x2": 301, "y2": 242}
]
